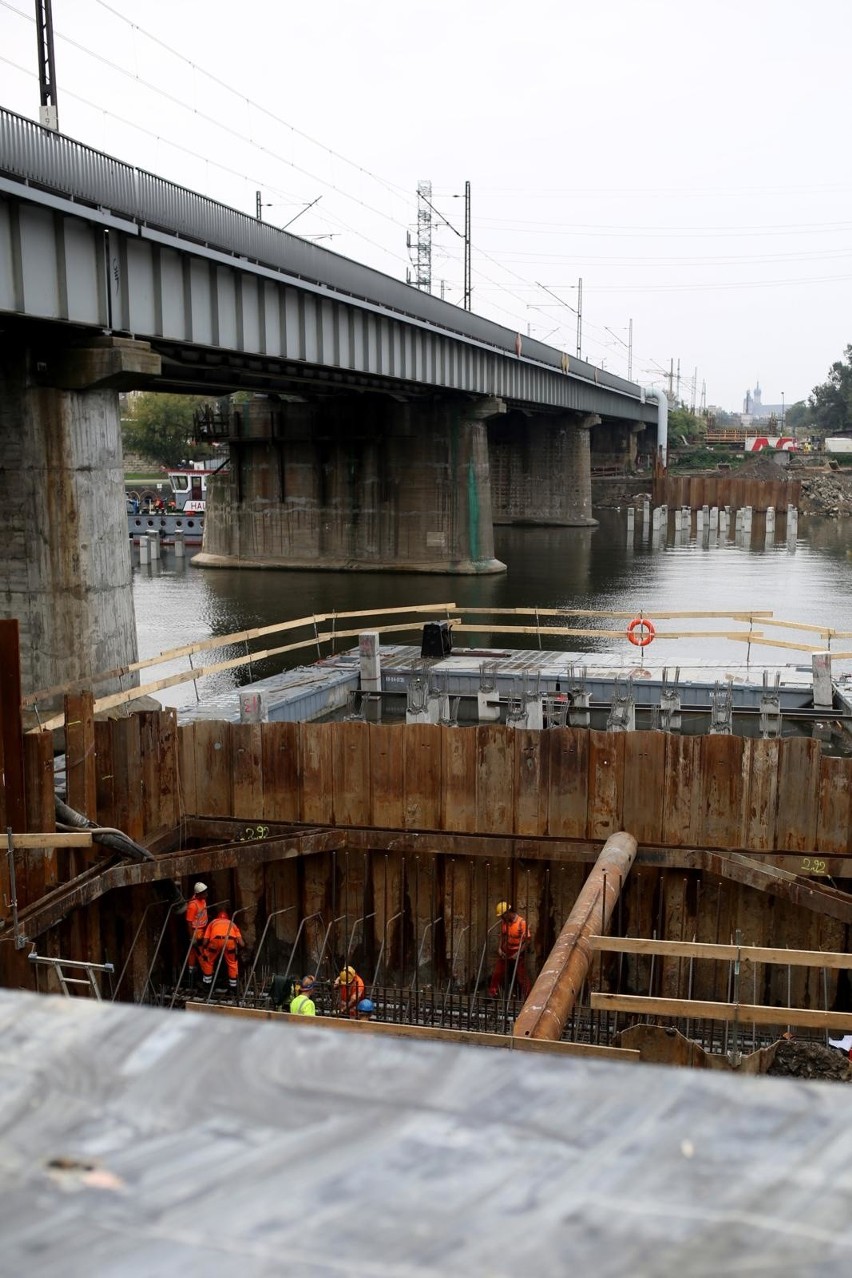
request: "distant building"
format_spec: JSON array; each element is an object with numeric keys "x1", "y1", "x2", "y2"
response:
[{"x1": 742, "y1": 383, "x2": 785, "y2": 422}]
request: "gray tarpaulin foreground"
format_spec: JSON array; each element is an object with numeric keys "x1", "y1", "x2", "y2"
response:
[{"x1": 1, "y1": 990, "x2": 851, "y2": 1277}]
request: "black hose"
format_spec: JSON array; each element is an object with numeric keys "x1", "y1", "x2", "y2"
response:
[{"x1": 54, "y1": 794, "x2": 155, "y2": 864}]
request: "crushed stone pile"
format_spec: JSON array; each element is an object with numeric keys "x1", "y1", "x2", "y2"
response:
[
  {"x1": 767, "y1": 1040, "x2": 852, "y2": 1082},
  {"x1": 800, "y1": 471, "x2": 852, "y2": 517},
  {"x1": 734, "y1": 454, "x2": 796, "y2": 482}
]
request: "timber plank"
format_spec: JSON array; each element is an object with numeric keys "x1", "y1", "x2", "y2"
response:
[
  {"x1": 587, "y1": 730, "x2": 624, "y2": 839},
  {"x1": 440, "y1": 726, "x2": 476, "y2": 833},
  {"x1": 11, "y1": 833, "x2": 93, "y2": 848},
  {"x1": 741, "y1": 738, "x2": 779, "y2": 852},
  {"x1": 514, "y1": 729, "x2": 548, "y2": 836},
  {"x1": 300, "y1": 722, "x2": 334, "y2": 824},
  {"x1": 591, "y1": 990, "x2": 852, "y2": 1032},
  {"x1": 546, "y1": 728, "x2": 588, "y2": 838},
  {"x1": 260, "y1": 722, "x2": 301, "y2": 822},
  {"x1": 816, "y1": 756, "x2": 852, "y2": 855},
  {"x1": 230, "y1": 722, "x2": 264, "y2": 820},
  {"x1": 475, "y1": 725, "x2": 514, "y2": 835},
  {"x1": 369, "y1": 725, "x2": 406, "y2": 829},
  {"x1": 775, "y1": 737, "x2": 822, "y2": 851},
  {"x1": 332, "y1": 721, "x2": 371, "y2": 826},
  {"x1": 189, "y1": 1002, "x2": 640, "y2": 1058},
  {"x1": 697, "y1": 735, "x2": 745, "y2": 849},
  {"x1": 622, "y1": 731, "x2": 665, "y2": 843},
  {"x1": 589, "y1": 936, "x2": 852, "y2": 969},
  {"x1": 404, "y1": 724, "x2": 442, "y2": 829},
  {"x1": 192, "y1": 720, "x2": 232, "y2": 819}
]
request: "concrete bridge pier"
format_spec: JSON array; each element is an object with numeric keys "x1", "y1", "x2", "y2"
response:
[
  {"x1": 489, "y1": 411, "x2": 598, "y2": 526},
  {"x1": 0, "y1": 341, "x2": 151, "y2": 699},
  {"x1": 591, "y1": 417, "x2": 645, "y2": 472},
  {"x1": 196, "y1": 391, "x2": 506, "y2": 574}
]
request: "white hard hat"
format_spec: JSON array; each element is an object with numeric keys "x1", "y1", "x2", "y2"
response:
[{"x1": 194, "y1": 882, "x2": 208, "y2": 894}]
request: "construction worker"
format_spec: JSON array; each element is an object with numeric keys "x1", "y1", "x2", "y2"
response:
[
  {"x1": 488, "y1": 901, "x2": 531, "y2": 999},
  {"x1": 198, "y1": 906, "x2": 244, "y2": 994},
  {"x1": 334, "y1": 965, "x2": 365, "y2": 1017},
  {"x1": 356, "y1": 998, "x2": 376, "y2": 1020},
  {"x1": 290, "y1": 974, "x2": 318, "y2": 1016},
  {"x1": 184, "y1": 882, "x2": 208, "y2": 984}
]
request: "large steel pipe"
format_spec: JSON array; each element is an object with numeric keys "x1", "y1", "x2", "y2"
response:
[{"x1": 513, "y1": 830, "x2": 637, "y2": 1041}]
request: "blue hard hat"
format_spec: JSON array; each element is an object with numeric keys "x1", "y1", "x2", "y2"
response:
[{"x1": 357, "y1": 998, "x2": 375, "y2": 1014}]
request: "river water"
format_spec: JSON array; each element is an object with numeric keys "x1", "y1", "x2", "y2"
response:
[{"x1": 132, "y1": 511, "x2": 852, "y2": 710}]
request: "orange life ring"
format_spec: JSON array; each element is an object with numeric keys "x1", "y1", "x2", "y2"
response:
[{"x1": 627, "y1": 617, "x2": 655, "y2": 647}]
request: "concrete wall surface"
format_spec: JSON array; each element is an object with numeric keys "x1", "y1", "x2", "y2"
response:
[{"x1": 0, "y1": 349, "x2": 137, "y2": 696}]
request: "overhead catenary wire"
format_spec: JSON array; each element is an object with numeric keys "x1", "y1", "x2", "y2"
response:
[
  {"x1": 0, "y1": 0, "x2": 704, "y2": 384},
  {"x1": 0, "y1": 0, "x2": 415, "y2": 246},
  {"x1": 4, "y1": 0, "x2": 570, "y2": 321}
]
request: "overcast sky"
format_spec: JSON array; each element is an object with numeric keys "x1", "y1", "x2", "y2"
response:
[{"x1": 3, "y1": 0, "x2": 850, "y2": 411}]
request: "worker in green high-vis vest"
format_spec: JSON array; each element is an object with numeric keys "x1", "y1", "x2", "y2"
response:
[{"x1": 290, "y1": 974, "x2": 318, "y2": 1016}]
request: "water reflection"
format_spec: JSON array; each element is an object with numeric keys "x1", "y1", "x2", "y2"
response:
[{"x1": 132, "y1": 512, "x2": 852, "y2": 707}]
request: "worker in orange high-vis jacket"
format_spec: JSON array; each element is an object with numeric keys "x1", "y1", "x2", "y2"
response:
[
  {"x1": 334, "y1": 966, "x2": 365, "y2": 1017},
  {"x1": 488, "y1": 901, "x2": 531, "y2": 999},
  {"x1": 199, "y1": 907, "x2": 244, "y2": 993},
  {"x1": 184, "y1": 882, "x2": 209, "y2": 983}
]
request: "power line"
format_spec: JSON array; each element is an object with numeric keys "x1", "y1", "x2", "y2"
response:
[
  {"x1": 460, "y1": 247, "x2": 852, "y2": 266},
  {"x1": 472, "y1": 222, "x2": 852, "y2": 242},
  {"x1": 574, "y1": 272, "x2": 852, "y2": 294},
  {"x1": 0, "y1": 0, "x2": 416, "y2": 242},
  {"x1": 90, "y1": 0, "x2": 411, "y2": 206},
  {"x1": 0, "y1": 1, "x2": 682, "y2": 378}
]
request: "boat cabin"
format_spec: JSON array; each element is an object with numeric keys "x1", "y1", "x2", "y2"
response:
[{"x1": 168, "y1": 469, "x2": 207, "y2": 512}]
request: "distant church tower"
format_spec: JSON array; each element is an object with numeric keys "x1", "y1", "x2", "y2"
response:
[
  {"x1": 742, "y1": 382, "x2": 764, "y2": 416},
  {"x1": 753, "y1": 382, "x2": 763, "y2": 416}
]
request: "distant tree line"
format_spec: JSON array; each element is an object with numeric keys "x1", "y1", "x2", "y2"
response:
[
  {"x1": 759, "y1": 346, "x2": 852, "y2": 439},
  {"x1": 806, "y1": 345, "x2": 852, "y2": 438},
  {"x1": 121, "y1": 392, "x2": 216, "y2": 468}
]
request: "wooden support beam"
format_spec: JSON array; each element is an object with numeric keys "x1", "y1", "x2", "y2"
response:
[
  {"x1": 9, "y1": 833, "x2": 94, "y2": 849},
  {"x1": 588, "y1": 935, "x2": 852, "y2": 970},
  {"x1": 591, "y1": 991, "x2": 852, "y2": 1032},
  {"x1": 186, "y1": 1002, "x2": 641, "y2": 1060}
]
